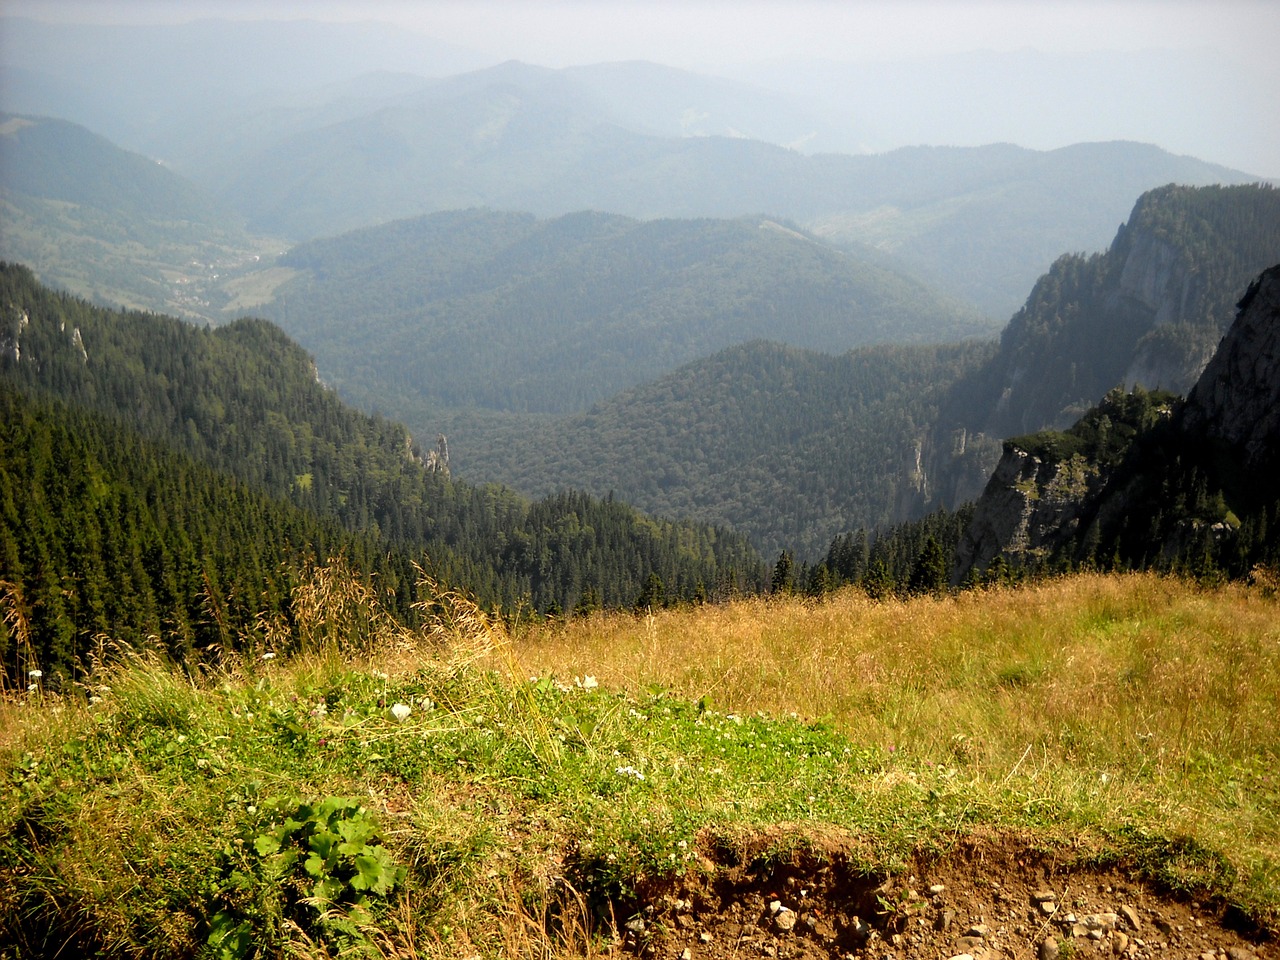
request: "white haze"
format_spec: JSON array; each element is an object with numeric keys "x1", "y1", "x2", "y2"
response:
[{"x1": 4, "y1": 0, "x2": 1279, "y2": 176}]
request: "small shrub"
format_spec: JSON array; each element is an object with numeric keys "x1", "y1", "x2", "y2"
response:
[{"x1": 208, "y1": 795, "x2": 406, "y2": 958}]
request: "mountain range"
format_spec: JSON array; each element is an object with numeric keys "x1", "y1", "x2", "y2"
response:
[{"x1": 2, "y1": 25, "x2": 1266, "y2": 320}]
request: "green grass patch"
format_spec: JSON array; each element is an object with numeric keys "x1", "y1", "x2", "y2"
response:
[{"x1": 1, "y1": 574, "x2": 1278, "y2": 955}]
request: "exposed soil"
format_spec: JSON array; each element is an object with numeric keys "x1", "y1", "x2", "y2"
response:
[{"x1": 616, "y1": 829, "x2": 1272, "y2": 960}]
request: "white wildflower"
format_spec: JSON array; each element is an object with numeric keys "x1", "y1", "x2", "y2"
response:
[
  {"x1": 260, "y1": 652, "x2": 275, "y2": 661},
  {"x1": 27, "y1": 669, "x2": 42, "y2": 679},
  {"x1": 391, "y1": 702, "x2": 412, "y2": 722},
  {"x1": 576, "y1": 675, "x2": 598, "y2": 690},
  {"x1": 614, "y1": 764, "x2": 645, "y2": 781}
]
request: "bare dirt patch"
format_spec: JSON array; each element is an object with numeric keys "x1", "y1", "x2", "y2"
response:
[{"x1": 615, "y1": 830, "x2": 1272, "y2": 960}]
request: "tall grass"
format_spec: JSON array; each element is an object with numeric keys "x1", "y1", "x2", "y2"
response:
[
  {"x1": 510, "y1": 572, "x2": 1278, "y2": 769},
  {"x1": 1, "y1": 570, "x2": 1276, "y2": 956},
  {"x1": 506, "y1": 572, "x2": 1280, "y2": 903}
]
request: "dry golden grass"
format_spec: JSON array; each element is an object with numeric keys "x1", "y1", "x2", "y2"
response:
[{"x1": 504, "y1": 571, "x2": 1279, "y2": 776}]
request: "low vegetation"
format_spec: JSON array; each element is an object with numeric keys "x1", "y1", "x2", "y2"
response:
[{"x1": 2, "y1": 568, "x2": 1276, "y2": 957}]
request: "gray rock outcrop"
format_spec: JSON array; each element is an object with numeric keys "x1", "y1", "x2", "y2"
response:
[{"x1": 1179, "y1": 264, "x2": 1280, "y2": 473}]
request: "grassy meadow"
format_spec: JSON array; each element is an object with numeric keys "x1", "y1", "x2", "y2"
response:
[{"x1": 1, "y1": 570, "x2": 1276, "y2": 957}]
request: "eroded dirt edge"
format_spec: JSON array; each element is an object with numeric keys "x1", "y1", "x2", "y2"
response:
[{"x1": 593, "y1": 828, "x2": 1273, "y2": 960}]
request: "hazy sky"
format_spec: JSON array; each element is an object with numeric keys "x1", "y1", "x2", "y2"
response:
[
  {"x1": 7, "y1": 0, "x2": 1280, "y2": 70},
  {"x1": 4, "y1": 0, "x2": 1279, "y2": 175}
]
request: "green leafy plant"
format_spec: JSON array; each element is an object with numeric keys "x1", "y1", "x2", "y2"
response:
[{"x1": 208, "y1": 795, "x2": 406, "y2": 958}]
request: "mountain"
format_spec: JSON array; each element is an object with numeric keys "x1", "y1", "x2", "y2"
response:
[
  {"x1": 200, "y1": 60, "x2": 1257, "y2": 317},
  {"x1": 953, "y1": 263, "x2": 1280, "y2": 582},
  {"x1": 259, "y1": 208, "x2": 991, "y2": 416},
  {"x1": 0, "y1": 264, "x2": 765, "y2": 676},
  {"x1": 438, "y1": 339, "x2": 995, "y2": 561},
  {"x1": 560, "y1": 60, "x2": 824, "y2": 147},
  {"x1": 438, "y1": 184, "x2": 1280, "y2": 560},
  {"x1": 2, "y1": 44, "x2": 1261, "y2": 321},
  {"x1": 908, "y1": 183, "x2": 1280, "y2": 515},
  {"x1": 0, "y1": 17, "x2": 490, "y2": 160},
  {"x1": 0, "y1": 113, "x2": 271, "y2": 319},
  {"x1": 955, "y1": 184, "x2": 1280, "y2": 438}
]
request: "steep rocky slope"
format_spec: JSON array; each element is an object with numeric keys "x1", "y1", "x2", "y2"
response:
[
  {"x1": 912, "y1": 184, "x2": 1280, "y2": 518},
  {"x1": 953, "y1": 263, "x2": 1280, "y2": 582}
]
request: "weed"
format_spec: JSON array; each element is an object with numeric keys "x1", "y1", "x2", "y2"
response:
[{"x1": 208, "y1": 795, "x2": 406, "y2": 958}]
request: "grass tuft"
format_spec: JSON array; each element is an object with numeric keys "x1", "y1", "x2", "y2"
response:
[{"x1": 0, "y1": 570, "x2": 1276, "y2": 954}]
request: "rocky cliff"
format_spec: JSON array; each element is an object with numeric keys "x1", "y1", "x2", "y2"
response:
[
  {"x1": 918, "y1": 184, "x2": 1280, "y2": 526},
  {"x1": 1178, "y1": 265, "x2": 1280, "y2": 475},
  {"x1": 953, "y1": 262, "x2": 1280, "y2": 582}
]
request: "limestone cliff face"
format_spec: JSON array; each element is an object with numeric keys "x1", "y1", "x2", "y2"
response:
[
  {"x1": 951, "y1": 447, "x2": 1103, "y2": 582},
  {"x1": 1112, "y1": 229, "x2": 1204, "y2": 329},
  {"x1": 1179, "y1": 264, "x2": 1280, "y2": 473},
  {"x1": 953, "y1": 262, "x2": 1280, "y2": 582}
]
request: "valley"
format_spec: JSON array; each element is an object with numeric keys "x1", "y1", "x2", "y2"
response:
[{"x1": 1, "y1": 9, "x2": 1278, "y2": 958}]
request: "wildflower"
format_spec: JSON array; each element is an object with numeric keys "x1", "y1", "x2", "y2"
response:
[
  {"x1": 419, "y1": 697, "x2": 435, "y2": 711},
  {"x1": 391, "y1": 702, "x2": 412, "y2": 722},
  {"x1": 576, "y1": 675, "x2": 598, "y2": 690},
  {"x1": 260, "y1": 652, "x2": 275, "y2": 661},
  {"x1": 614, "y1": 764, "x2": 645, "y2": 781},
  {"x1": 27, "y1": 669, "x2": 42, "y2": 680}
]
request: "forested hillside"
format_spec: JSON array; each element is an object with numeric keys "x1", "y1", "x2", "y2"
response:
[
  {"x1": 262, "y1": 209, "x2": 990, "y2": 415},
  {"x1": 953, "y1": 183, "x2": 1280, "y2": 440},
  {"x1": 208, "y1": 61, "x2": 1254, "y2": 317},
  {"x1": 436, "y1": 184, "x2": 1280, "y2": 560},
  {"x1": 0, "y1": 264, "x2": 764, "y2": 680},
  {"x1": 0, "y1": 113, "x2": 270, "y2": 319},
  {"x1": 445, "y1": 339, "x2": 997, "y2": 559},
  {"x1": 0, "y1": 383, "x2": 410, "y2": 680}
]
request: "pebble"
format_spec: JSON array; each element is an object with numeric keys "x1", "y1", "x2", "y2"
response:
[
  {"x1": 1120, "y1": 905, "x2": 1141, "y2": 931},
  {"x1": 1034, "y1": 890, "x2": 1058, "y2": 903},
  {"x1": 774, "y1": 908, "x2": 797, "y2": 933},
  {"x1": 1083, "y1": 913, "x2": 1120, "y2": 933},
  {"x1": 1039, "y1": 938, "x2": 1060, "y2": 960},
  {"x1": 680, "y1": 950, "x2": 693, "y2": 960}
]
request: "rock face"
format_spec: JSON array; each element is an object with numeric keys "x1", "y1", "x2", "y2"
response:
[
  {"x1": 953, "y1": 262, "x2": 1280, "y2": 582},
  {"x1": 952, "y1": 448, "x2": 1103, "y2": 582},
  {"x1": 1179, "y1": 264, "x2": 1280, "y2": 474}
]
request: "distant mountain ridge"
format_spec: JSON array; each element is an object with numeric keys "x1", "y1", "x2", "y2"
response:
[
  {"x1": 0, "y1": 112, "x2": 268, "y2": 318},
  {"x1": 262, "y1": 208, "x2": 991, "y2": 415},
  {"x1": 209, "y1": 58, "x2": 1255, "y2": 317}
]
